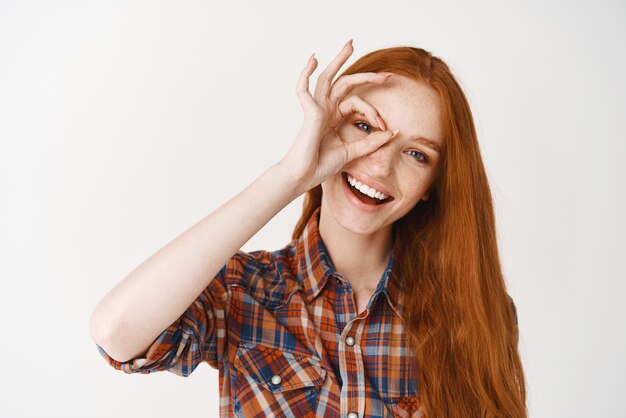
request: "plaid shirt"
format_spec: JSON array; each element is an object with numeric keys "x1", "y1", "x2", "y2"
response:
[{"x1": 96, "y1": 206, "x2": 423, "y2": 417}]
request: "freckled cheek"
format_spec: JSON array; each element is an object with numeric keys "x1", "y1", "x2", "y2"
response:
[{"x1": 400, "y1": 175, "x2": 432, "y2": 200}]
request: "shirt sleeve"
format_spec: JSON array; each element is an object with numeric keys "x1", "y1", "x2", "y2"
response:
[{"x1": 95, "y1": 260, "x2": 232, "y2": 377}]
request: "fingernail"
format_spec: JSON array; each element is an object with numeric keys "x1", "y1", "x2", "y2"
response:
[
  {"x1": 309, "y1": 52, "x2": 316, "y2": 61},
  {"x1": 376, "y1": 116, "x2": 386, "y2": 131},
  {"x1": 345, "y1": 39, "x2": 353, "y2": 48},
  {"x1": 391, "y1": 129, "x2": 400, "y2": 137}
]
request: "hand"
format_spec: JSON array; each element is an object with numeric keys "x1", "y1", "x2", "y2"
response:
[{"x1": 277, "y1": 39, "x2": 400, "y2": 195}]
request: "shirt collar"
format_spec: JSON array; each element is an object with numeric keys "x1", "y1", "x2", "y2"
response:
[{"x1": 296, "y1": 206, "x2": 405, "y2": 319}]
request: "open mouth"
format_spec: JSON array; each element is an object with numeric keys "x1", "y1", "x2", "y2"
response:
[{"x1": 341, "y1": 171, "x2": 394, "y2": 206}]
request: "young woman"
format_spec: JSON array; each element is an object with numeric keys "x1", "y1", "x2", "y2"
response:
[{"x1": 90, "y1": 39, "x2": 527, "y2": 417}]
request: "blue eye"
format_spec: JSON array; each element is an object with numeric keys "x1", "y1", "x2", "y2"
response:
[
  {"x1": 354, "y1": 121, "x2": 373, "y2": 134},
  {"x1": 406, "y1": 150, "x2": 428, "y2": 163},
  {"x1": 355, "y1": 122, "x2": 429, "y2": 164}
]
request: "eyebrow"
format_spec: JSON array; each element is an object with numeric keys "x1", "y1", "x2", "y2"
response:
[{"x1": 409, "y1": 135, "x2": 441, "y2": 154}]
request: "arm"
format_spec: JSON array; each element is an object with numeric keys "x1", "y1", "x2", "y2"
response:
[
  {"x1": 90, "y1": 39, "x2": 397, "y2": 365},
  {"x1": 89, "y1": 162, "x2": 302, "y2": 363}
]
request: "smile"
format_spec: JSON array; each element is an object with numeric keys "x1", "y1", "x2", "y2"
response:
[
  {"x1": 341, "y1": 171, "x2": 395, "y2": 211},
  {"x1": 347, "y1": 173, "x2": 389, "y2": 200}
]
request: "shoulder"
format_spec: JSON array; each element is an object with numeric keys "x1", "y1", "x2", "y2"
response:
[{"x1": 217, "y1": 243, "x2": 300, "y2": 309}]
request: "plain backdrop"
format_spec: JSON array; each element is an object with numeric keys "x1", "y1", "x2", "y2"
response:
[{"x1": 1, "y1": 0, "x2": 624, "y2": 417}]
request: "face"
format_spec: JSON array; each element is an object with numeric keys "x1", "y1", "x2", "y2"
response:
[{"x1": 321, "y1": 74, "x2": 444, "y2": 235}]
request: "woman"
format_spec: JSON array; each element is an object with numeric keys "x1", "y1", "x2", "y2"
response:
[{"x1": 90, "y1": 39, "x2": 527, "y2": 417}]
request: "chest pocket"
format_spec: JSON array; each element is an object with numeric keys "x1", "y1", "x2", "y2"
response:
[
  {"x1": 232, "y1": 342, "x2": 327, "y2": 416},
  {"x1": 392, "y1": 395, "x2": 423, "y2": 417}
]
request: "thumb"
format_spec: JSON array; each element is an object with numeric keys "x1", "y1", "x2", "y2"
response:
[{"x1": 345, "y1": 129, "x2": 400, "y2": 163}]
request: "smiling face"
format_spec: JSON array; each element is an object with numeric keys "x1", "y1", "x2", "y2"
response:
[{"x1": 320, "y1": 74, "x2": 444, "y2": 235}]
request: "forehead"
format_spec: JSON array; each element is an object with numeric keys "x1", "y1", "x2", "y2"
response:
[{"x1": 350, "y1": 74, "x2": 443, "y2": 144}]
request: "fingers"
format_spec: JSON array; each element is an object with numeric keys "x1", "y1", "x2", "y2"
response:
[
  {"x1": 295, "y1": 52, "x2": 319, "y2": 113},
  {"x1": 328, "y1": 72, "x2": 393, "y2": 103},
  {"x1": 313, "y1": 39, "x2": 354, "y2": 101},
  {"x1": 337, "y1": 95, "x2": 386, "y2": 131},
  {"x1": 345, "y1": 128, "x2": 400, "y2": 163}
]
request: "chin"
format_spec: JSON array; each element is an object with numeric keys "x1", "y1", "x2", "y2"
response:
[
  {"x1": 338, "y1": 210, "x2": 379, "y2": 234},
  {"x1": 321, "y1": 178, "x2": 390, "y2": 235}
]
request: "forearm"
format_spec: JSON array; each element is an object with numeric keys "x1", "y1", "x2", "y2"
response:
[{"x1": 89, "y1": 163, "x2": 302, "y2": 362}]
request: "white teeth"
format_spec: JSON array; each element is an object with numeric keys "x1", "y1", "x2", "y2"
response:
[{"x1": 347, "y1": 174, "x2": 389, "y2": 200}]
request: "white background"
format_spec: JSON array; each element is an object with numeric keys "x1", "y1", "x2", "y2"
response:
[{"x1": 1, "y1": 0, "x2": 624, "y2": 417}]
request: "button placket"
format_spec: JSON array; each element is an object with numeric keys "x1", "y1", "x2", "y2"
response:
[{"x1": 338, "y1": 319, "x2": 366, "y2": 418}]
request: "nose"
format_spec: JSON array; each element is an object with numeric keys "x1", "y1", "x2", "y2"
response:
[{"x1": 364, "y1": 140, "x2": 396, "y2": 177}]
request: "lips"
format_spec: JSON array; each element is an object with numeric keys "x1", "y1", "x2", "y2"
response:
[
  {"x1": 342, "y1": 171, "x2": 395, "y2": 201},
  {"x1": 341, "y1": 171, "x2": 395, "y2": 212}
]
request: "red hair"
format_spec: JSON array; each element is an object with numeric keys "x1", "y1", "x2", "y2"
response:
[{"x1": 291, "y1": 46, "x2": 527, "y2": 418}]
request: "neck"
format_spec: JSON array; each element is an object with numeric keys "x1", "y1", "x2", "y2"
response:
[{"x1": 317, "y1": 206, "x2": 393, "y2": 290}]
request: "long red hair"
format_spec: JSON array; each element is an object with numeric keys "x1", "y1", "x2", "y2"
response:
[{"x1": 291, "y1": 46, "x2": 527, "y2": 418}]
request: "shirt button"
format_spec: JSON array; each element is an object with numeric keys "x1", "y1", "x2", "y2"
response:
[
  {"x1": 345, "y1": 336, "x2": 356, "y2": 346},
  {"x1": 270, "y1": 375, "x2": 282, "y2": 385},
  {"x1": 347, "y1": 412, "x2": 359, "y2": 418}
]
